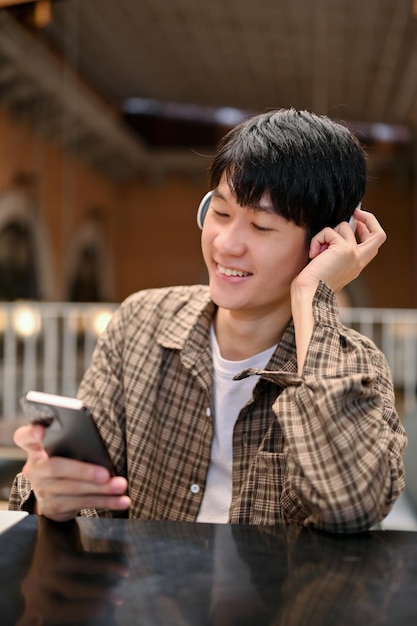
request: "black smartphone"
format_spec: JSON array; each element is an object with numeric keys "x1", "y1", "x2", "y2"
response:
[{"x1": 20, "y1": 390, "x2": 115, "y2": 475}]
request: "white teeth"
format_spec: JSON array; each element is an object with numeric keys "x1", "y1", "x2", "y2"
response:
[{"x1": 218, "y1": 265, "x2": 250, "y2": 277}]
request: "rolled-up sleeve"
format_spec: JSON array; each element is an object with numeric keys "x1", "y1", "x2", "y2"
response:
[{"x1": 253, "y1": 283, "x2": 407, "y2": 533}]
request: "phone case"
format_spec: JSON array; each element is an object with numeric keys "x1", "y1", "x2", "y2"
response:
[{"x1": 20, "y1": 391, "x2": 115, "y2": 475}]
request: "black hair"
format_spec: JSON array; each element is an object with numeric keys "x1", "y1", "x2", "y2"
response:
[{"x1": 209, "y1": 108, "x2": 367, "y2": 239}]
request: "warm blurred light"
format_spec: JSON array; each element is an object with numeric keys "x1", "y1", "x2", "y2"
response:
[
  {"x1": 91, "y1": 309, "x2": 113, "y2": 336},
  {"x1": 0, "y1": 1, "x2": 52, "y2": 28},
  {"x1": 34, "y1": 0, "x2": 52, "y2": 29},
  {"x1": 66, "y1": 308, "x2": 113, "y2": 336},
  {"x1": 12, "y1": 305, "x2": 41, "y2": 337},
  {"x1": 0, "y1": 1, "x2": 34, "y2": 6}
]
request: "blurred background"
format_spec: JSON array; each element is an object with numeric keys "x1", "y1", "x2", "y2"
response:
[{"x1": 0, "y1": 1, "x2": 417, "y2": 521}]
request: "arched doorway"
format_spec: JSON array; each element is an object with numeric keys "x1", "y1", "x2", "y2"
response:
[{"x1": 0, "y1": 179, "x2": 53, "y2": 301}]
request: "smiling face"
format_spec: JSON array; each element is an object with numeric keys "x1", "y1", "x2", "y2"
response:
[{"x1": 201, "y1": 174, "x2": 310, "y2": 321}]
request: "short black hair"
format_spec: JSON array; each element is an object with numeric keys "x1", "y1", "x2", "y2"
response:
[{"x1": 209, "y1": 109, "x2": 367, "y2": 238}]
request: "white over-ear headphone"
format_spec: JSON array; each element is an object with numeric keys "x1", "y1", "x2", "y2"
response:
[{"x1": 197, "y1": 190, "x2": 213, "y2": 230}]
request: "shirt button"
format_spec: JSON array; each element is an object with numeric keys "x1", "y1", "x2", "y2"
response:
[
  {"x1": 242, "y1": 433, "x2": 249, "y2": 446},
  {"x1": 190, "y1": 484, "x2": 200, "y2": 494},
  {"x1": 206, "y1": 407, "x2": 211, "y2": 417}
]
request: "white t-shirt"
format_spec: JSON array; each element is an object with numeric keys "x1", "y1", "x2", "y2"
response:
[{"x1": 197, "y1": 325, "x2": 276, "y2": 523}]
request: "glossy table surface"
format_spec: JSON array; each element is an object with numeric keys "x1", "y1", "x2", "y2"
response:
[{"x1": 0, "y1": 515, "x2": 416, "y2": 626}]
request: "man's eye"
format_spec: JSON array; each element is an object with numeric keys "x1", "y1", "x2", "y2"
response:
[
  {"x1": 213, "y1": 210, "x2": 229, "y2": 219},
  {"x1": 253, "y1": 223, "x2": 271, "y2": 232}
]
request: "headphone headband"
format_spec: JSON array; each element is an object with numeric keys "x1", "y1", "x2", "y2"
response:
[
  {"x1": 197, "y1": 192, "x2": 361, "y2": 233},
  {"x1": 197, "y1": 190, "x2": 213, "y2": 229}
]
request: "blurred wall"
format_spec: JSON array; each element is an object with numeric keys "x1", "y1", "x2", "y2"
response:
[
  {"x1": 363, "y1": 145, "x2": 416, "y2": 308},
  {"x1": 114, "y1": 176, "x2": 207, "y2": 298},
  {"x1": 0, "y1": 108, "x2": 119, "y2": 300}
]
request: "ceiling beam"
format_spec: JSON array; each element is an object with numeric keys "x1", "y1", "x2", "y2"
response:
[
  {"x1": 0, "y1": 10, "x2": 148, "y2": 178},
  {"x1": 0, "y1": 1, "x2": 37, "y2": 7},
  {"x1": 0, "y1": 1, "x2": 52, "y2": 28},
  {"x1": 0, "y1": 9, "x2": 206, "y2": 179}
]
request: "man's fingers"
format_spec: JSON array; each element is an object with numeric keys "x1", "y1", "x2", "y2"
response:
[
  {"x1": 35, "y1": 488, "x2": 131, "y2": 521},
  {"x1": 14, "y1": 423, "x2": 44, "y2": 447},
  {"x1": 14, "y1": 424, "x2": 47, "y2": 460},
  {"x1": 23, "y1": 456, "x2": 117, "y2": 493},
  {"x1": 353, "y1": 207, "x2": 387, "y2": 243},
  {"x1": 354, "y1": 214, "x2": 387, "y2": 269},
  {"x1": 26, "y1": 462, "x2": 130, "y2": 520},
  {"x1": 40, "y1": 492, "x2": 131, "y2": 512}
]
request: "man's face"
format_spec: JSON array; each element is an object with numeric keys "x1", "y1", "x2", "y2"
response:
[{"x1": 201, "y1": 174, "x2": 309, "y2": 317}]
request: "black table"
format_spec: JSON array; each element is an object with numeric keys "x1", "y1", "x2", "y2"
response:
[{"x1": 0, "y1": 516, "x2": 416, "y2": 626}]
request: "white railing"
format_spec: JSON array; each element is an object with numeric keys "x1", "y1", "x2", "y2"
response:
[
  {"x1": 0, "y1": 302, "x2": 416, "y2": 421},
  {"x1": 0, "y1": 301, "x2": 117, "y2": 420},
  {"x1": 340, "y1": 308, "x2": 417, "y2": 417}
]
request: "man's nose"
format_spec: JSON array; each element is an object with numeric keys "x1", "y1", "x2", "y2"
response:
[{"x1": 214, "y1": 223, "x2": 247, "y2": 256}]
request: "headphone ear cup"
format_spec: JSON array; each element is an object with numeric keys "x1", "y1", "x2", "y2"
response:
[{"x1": 197, "y1": 191, "x2": 213, "y2": 229}]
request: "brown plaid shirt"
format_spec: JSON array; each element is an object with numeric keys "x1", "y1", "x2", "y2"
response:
[{"x1": 10, "y1": 282, "x2": 406, "y2": 532}]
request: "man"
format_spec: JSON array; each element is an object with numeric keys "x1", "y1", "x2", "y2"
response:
[{"x1": 10, "y1": 109, "x2": 406, "y2": 532}]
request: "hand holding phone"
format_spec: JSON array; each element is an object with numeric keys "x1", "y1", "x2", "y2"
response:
[{"x1": 20, "y1": 391, "x2": 115, "y2": 475}]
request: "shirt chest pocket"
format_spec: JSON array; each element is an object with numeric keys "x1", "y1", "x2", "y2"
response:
[{"x1": 246, "y1": 451, "x2": 288, "y2": 525}]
